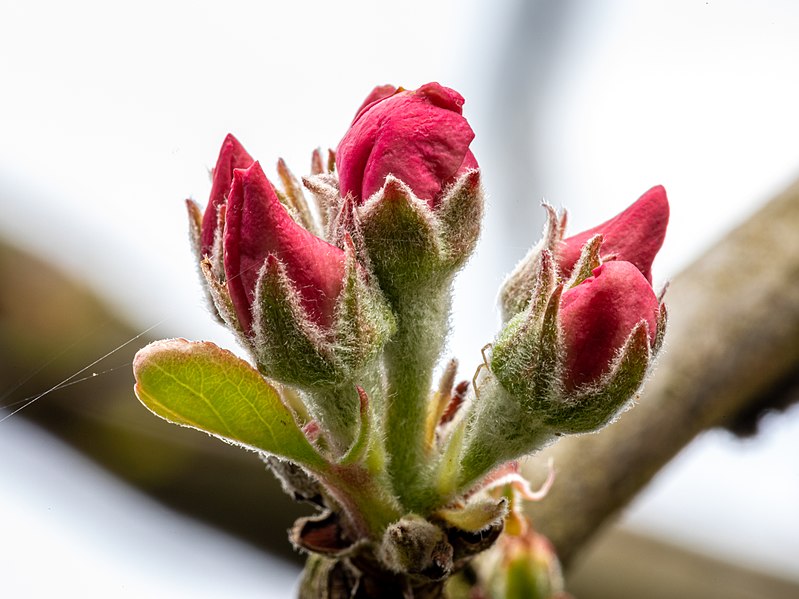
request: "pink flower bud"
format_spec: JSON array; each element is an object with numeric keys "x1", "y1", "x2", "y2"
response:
[
  {"x1": 223, "y1": 161, "x2": 346, "y2": 332},
  {"x1": 557, "y1": 186, "x2": 669, "y2": 283},
  {"x1": 336, "y1": 82, "x2": 478, "y2": 209},
  {"x1": 200, "y1": 133, "x2": 254, "y2": 257},
  {"x1": 559, "y1": 261, "x2": 659, "y2": 391}
]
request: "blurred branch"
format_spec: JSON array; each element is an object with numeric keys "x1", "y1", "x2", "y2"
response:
[
  {"x1": 0, "y1": 241, "x2": 306, "y2": 561},
  {"x1": 567, "y1": 528, "x2": 799, "y2": 599},
  {"x1": 524, "y1": 178, "x2": 799, "y2": 566}
]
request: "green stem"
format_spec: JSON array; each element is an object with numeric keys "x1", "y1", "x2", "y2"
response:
[
  {"x1": 311, "y1": 360, "x2": 383, "y2": 459},
  {"x1": 451, "y1": 375, "x2": 553, "y2": 497},
  {"x1": 322, "y1": 463, "x2": 403, "y2": 539},
  {"x1": 384, "y1": 290, "x2": 450, "y2": 511}
]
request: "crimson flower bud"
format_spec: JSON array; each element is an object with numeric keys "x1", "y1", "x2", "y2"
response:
[
  {"x1": 336, "y1": 82, "x2": 478, "y2": 209},
  {"x1": 460, "y1": 246, "x2": 666, "y2": 486},
  {"x1": 557, "y1": 185, "x2": 669, "y2": 282},
  {"x1": 200, "y1": 133, "x2": 254, "y2": 257},
  {"x1": 223, "y1": 161, "x2": 345, "y2": 332},
  {"x1": 559, "y1": 260, "x2": 659, "y2": 391},
  {"x1": 189, "y1": 136, "x2": 395, "y2": 411}
]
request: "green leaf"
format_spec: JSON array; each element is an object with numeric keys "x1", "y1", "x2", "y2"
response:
[{"x1": 133, "y1": 338, "x2": 325, "y2": 470}]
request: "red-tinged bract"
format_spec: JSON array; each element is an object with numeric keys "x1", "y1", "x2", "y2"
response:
[
  {"x1": 559, "y1": 261, "x2": 659, "y2": 391},
  {"x1": 336, "y1": 82, "x2": 478, "y2": 209}
]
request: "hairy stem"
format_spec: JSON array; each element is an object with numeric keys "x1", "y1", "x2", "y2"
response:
[
  {"x1": 452, "y1": 374, "x2": 552, "y2": 498},
  {"x1": 384, "y1": 291, "x2": 451, "y2": 511}
]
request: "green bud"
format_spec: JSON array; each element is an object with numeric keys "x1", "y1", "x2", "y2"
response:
[
  {"x1": 487, "y1": 530, "x2": 566, "y2": 599},
  {"x1": 378, "y1": 515, "x2": 453, "y2": 580}
]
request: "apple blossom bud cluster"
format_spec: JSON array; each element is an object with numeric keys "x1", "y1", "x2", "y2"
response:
[
  {"x1": 457, "y1": 189, "x2": 668, "y2": 483},
  {"x1": 134, "y1": 81, "x2": 669, "y2": 598}
]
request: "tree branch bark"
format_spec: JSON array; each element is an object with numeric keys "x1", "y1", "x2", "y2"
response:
[{"x1": 524, "y1": 178, "x2": 799, "y2": 567}]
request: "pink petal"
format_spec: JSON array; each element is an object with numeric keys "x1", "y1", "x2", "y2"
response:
[
  {"x1": 559, "y1": 261, "x2": 659, "y2": 391},
  {"x1": 200, "y1": 134, "x2": 254, "y2": 256},
  {"x1": 223, "y1": 162, "x2": 345, "y2": 331},
  {"x1": 351, "y1": 84, "x2": 399, "y2": 123},
  {"x1": 558, "y1": 186, "x2": 669, "y2": 282}
]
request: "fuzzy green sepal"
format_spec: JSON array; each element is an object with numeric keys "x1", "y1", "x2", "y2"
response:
[
  {"x1": 253, "y1": 255, "x2": 339, "y2": 385},
  {"x1": 357, "y1": 171, "x2": 484, "y2": 303},
  {"x1": 251, "y1": 241, "x2": 394, "y2": 452},
  {"x1": 499, "y1": 204, "x2": 565, "y2": 322},
  {"x1": 544, "y1": 321, "x2": 652, "y2": 433},
  {"x1": 359, "y1": 176, "x2": 445, "y2": 302},
  {"x1": 435, "y1": 169, "x2": 483, "y2": 269},
  {"x1": 491, "y1": 251, "x2": 562, "y2": 407}
]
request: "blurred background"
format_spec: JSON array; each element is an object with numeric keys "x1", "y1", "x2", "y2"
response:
[{"x1": 1, "y1": 0, "x2": 798, "y2": 596}]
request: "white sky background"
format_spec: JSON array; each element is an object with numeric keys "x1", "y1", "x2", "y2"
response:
[{"x1": 1, "y1": 0, "x2": 798, "y2": 593}]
